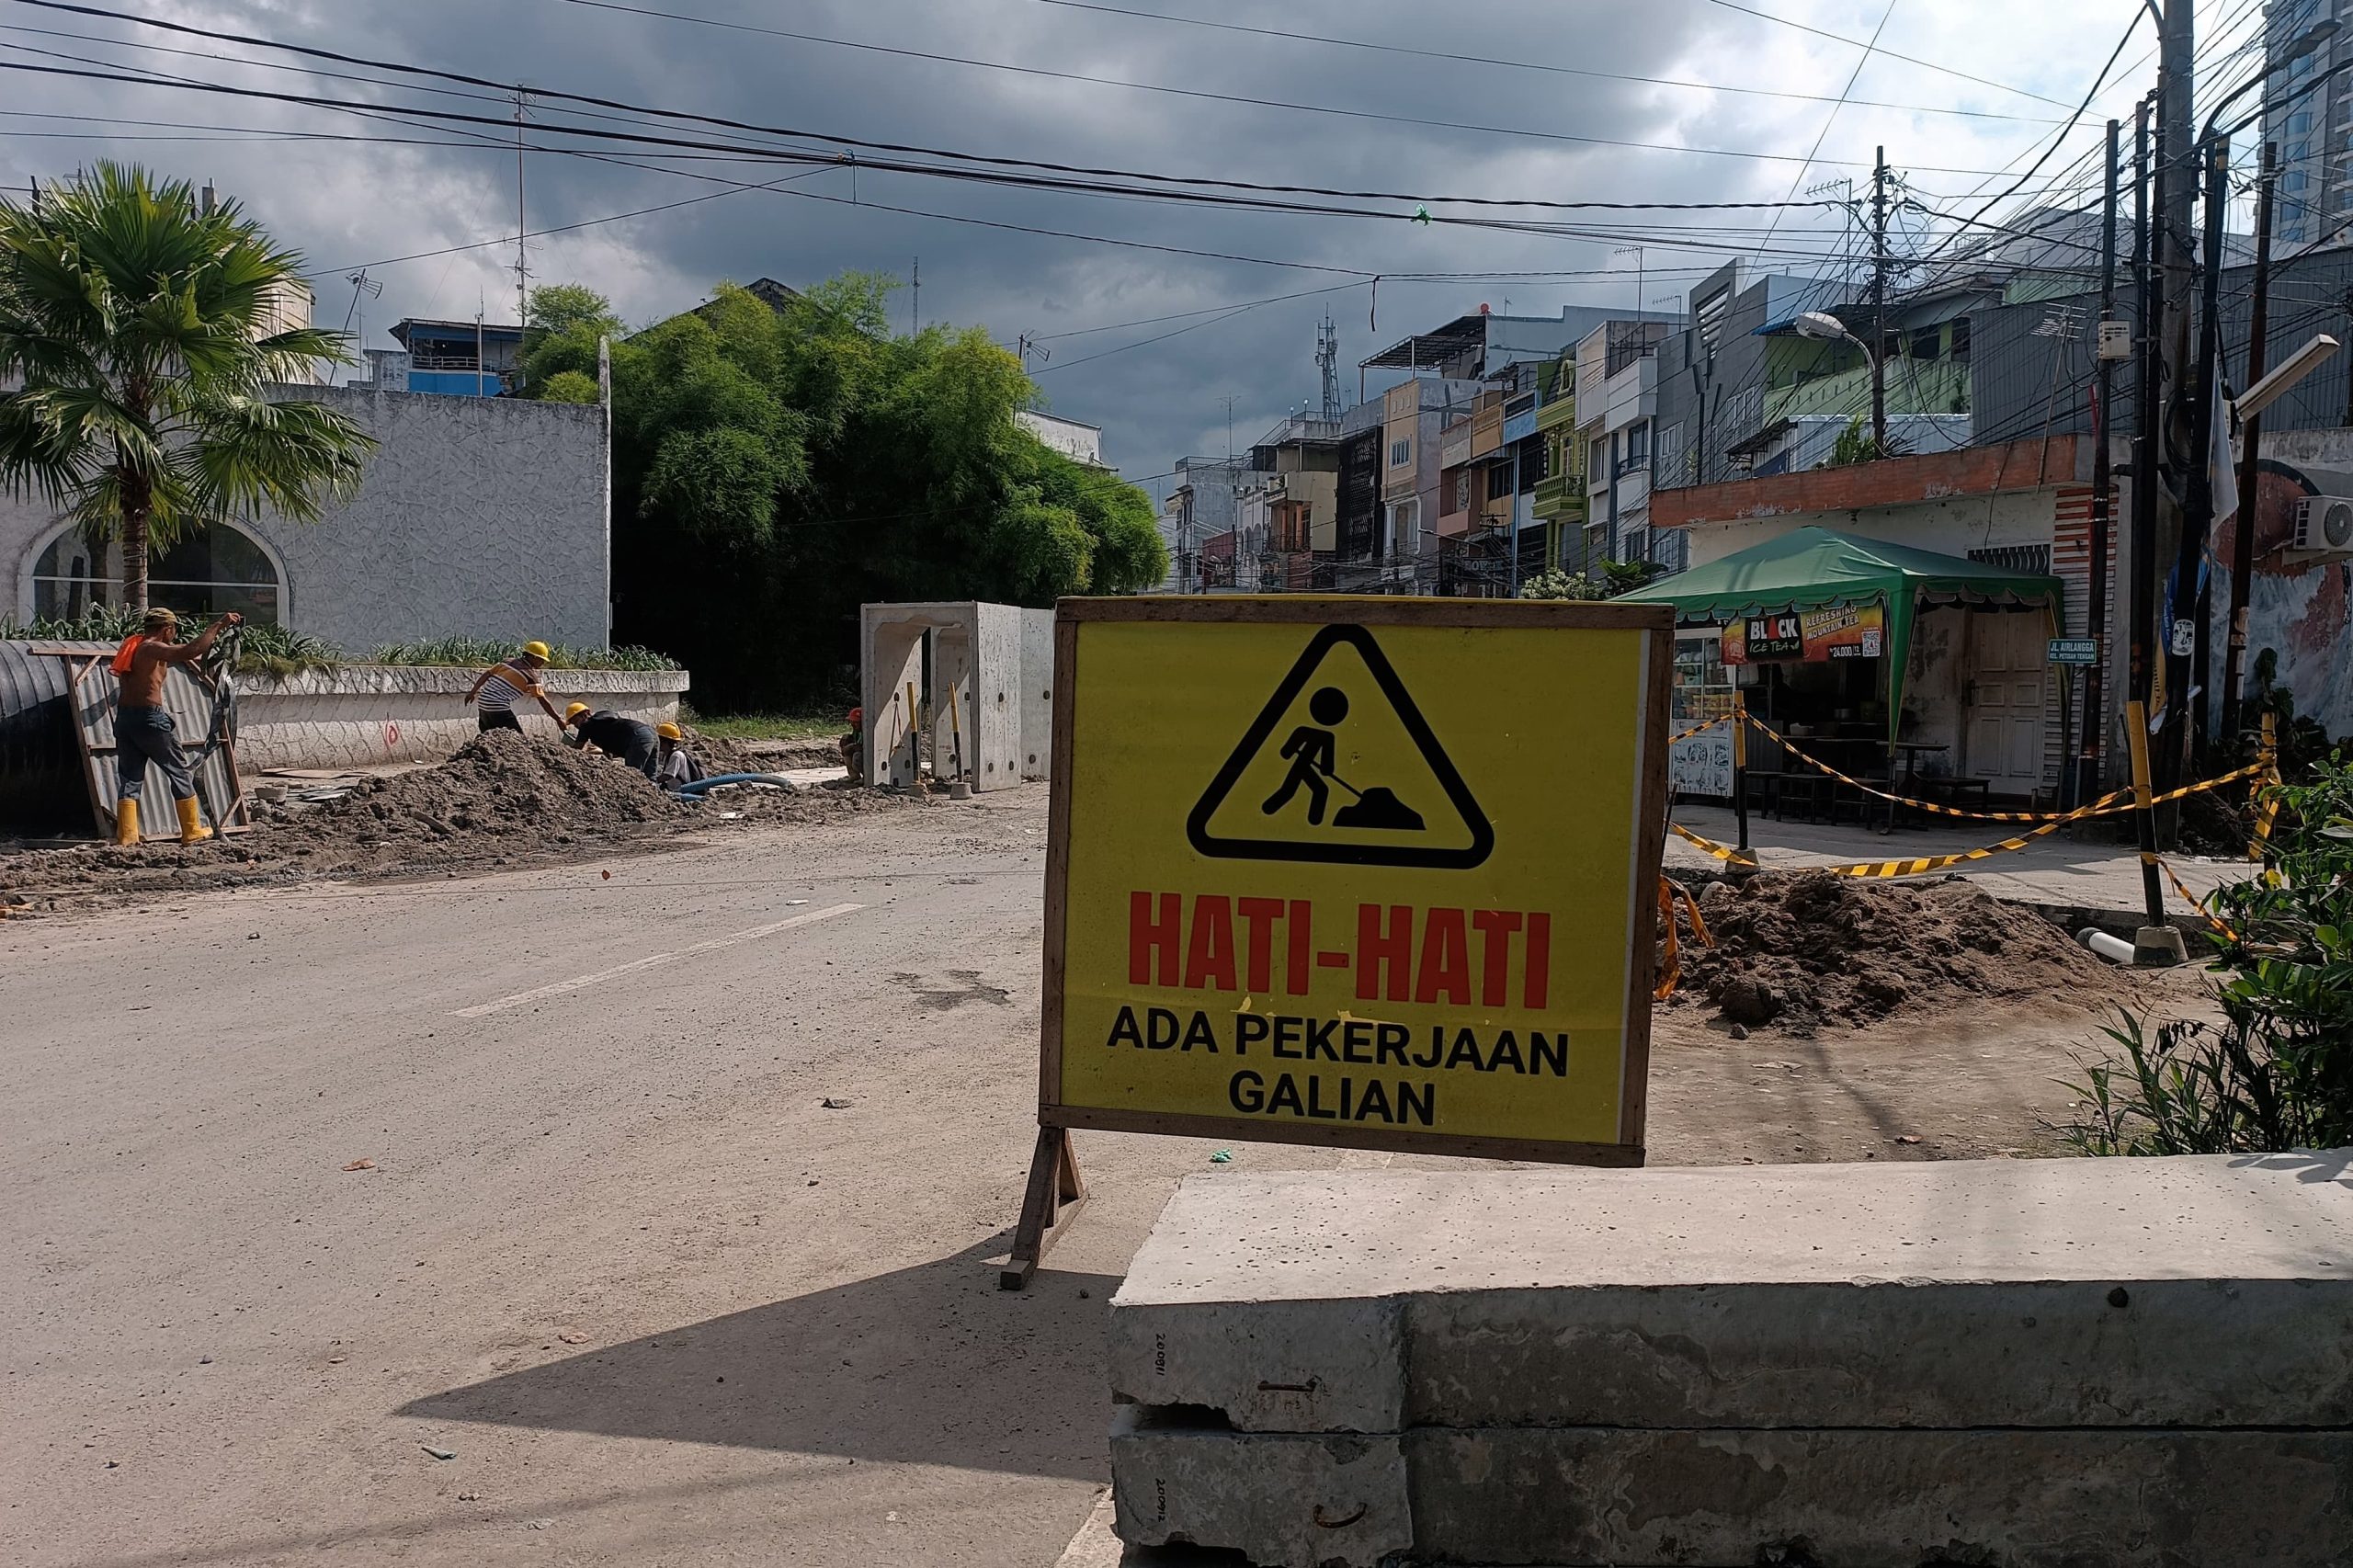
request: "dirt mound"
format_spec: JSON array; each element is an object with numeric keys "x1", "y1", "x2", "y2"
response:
[
  {"x1": 1669, "y1": 870, "x2": 2140, "y2": 1033},
  {"x1": 270, "y1": 728, "x2": 681, "y2": 858}
]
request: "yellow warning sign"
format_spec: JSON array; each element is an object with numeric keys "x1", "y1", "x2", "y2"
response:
[{"x1": 1040, "y1": 597, "x2": 1673, "y2": 1166}]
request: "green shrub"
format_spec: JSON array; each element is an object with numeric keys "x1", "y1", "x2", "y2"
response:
[
  {"x1": 2058, "y1": 753, "x2": 2353, "y2": 1155},
  {"x1": 368, "y1": 636, "x2": 681, "y2": 671}
]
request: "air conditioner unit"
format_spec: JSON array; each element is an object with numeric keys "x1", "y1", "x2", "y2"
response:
[{"x1": 2292, "y1": 494, "x2": 2353, "y2": 556}]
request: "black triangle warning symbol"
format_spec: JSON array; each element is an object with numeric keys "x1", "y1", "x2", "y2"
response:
[{"x1": 1187, "y1": 624, "x2": 1494, "y2": 869}]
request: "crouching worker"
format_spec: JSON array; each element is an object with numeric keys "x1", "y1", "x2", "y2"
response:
[
  {"x1": 562, "y1": 703, "x2": 659, "y2": 779},
  {"x1": 839, "y1": 706, "x2": 865, "y2": 784},
  {"x1": 109, "y1": 608, "x2": 240, "y2": 845},
  {"x1": 654, "y1": 722, "x2": 704, "y2": 792}
]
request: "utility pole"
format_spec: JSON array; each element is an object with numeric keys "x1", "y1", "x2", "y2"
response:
[
  {"x1": 911, "y1": 256, "x2": 919, "y2": 336},
  {"x1": 2084, "y1": 118, "x2": 2120, "y2": 813},
  {"x1": 1870, "y1": 144, "x2": 1891, "y2": 452},
  {"x1": 2154, "y1": 0, "x2": 2198, "y2": 797},
  {"x1": 2130, "y1": 93, "x2": 2167, "y2": 926},
  {"x1": 2222, "y1": 142, "x2": 2279, "y2": 741},
  {"x1": 2179, "y1": 132, "x2": 2228, "y2": 757},
  {"x1": 514, "y1": 86, "x2": 530, "y2": 335}
]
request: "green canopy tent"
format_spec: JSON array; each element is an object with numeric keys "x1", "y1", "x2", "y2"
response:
[{"x1": 1620, "y1": 526, "x2": 2063, "y2": 744}]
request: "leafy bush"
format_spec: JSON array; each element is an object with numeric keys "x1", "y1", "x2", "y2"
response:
[
  {"x1": 2058, "y1": 753, "x2": 2353, "y2": 1155},
  {"x1": 369, "y1": 635, "x2": 680, "y2": 671},
  {"x1": 1517, "y1": 560, "x2": 1664, "y2": 601},
  {"x1": 0, "y1": 607, "x2": 339, "y2": 675}
]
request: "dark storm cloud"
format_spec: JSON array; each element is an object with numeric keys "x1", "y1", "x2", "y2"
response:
[{"x1": 0, "y1": 0, "x2": 2141, "y2": 484}]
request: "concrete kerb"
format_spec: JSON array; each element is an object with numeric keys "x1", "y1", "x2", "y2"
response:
[
  {"x1": 233, "y1": 665, "x2": 689, "y2": 770},
  {"x1": 1109, "y1": 1156, "x2": 2353, "y2": 1435}
]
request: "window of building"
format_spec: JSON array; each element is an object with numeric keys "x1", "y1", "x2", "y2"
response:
[
  {"x1": 1486, "y1": 462, "x2": 1514, "y2": 501},
  {"x1": 1909, "y1": 325, "x2": 1942, "y2": 361},
  {"x1": 1389, "y1": 437, "x2": 1412, "y2": 468},
  {"x1": 1621, "y1": 421, "x2": 1651, "y2": 472},
  {"x1": 2286, "y1": 170, "x2": 2311, "y2": 192},
  {"x1": 2289, "y1": 110, "x2": 2314, "y2": 134},
  {"x1": 1949, "y1": 318, "x2": 1972, "y2": 362},
  {"x1": 2290, "y1": 140, "x2": 2312, "y2": 163},
  {"x1": 1694, "y1": 286, "x2": 1730, "y2": 356},
  {"x1": 32, "y1": 523, "x2": 283, "y2": 625},
  {"x1": 1589, "y1": 437, "x2": 1609, "y2": 485}
]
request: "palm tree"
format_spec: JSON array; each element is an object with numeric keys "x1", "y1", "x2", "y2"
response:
[{"x1": 0, "y1": 163, "x2": 373, "y2": 613}]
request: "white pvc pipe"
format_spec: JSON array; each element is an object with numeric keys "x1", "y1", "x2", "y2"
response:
[{"x1": 2078, "y1": 927, "x2": 2136, "y2": 966}]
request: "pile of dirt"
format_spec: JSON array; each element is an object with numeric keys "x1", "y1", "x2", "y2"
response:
[
  {"x1": 1668, "y1": 870, "x2": 2142, "y2": 1034},
  {"x1": 0, "y1": 729, "x2": 915, "y2": 910},
  {"x1": 268, "y1": 727, "x2": 682, "y2": 858}
]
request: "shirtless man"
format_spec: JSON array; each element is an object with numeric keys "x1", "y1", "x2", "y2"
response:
[{"x1": 109, "y1": 607, "x2": 239, "y2": 845}]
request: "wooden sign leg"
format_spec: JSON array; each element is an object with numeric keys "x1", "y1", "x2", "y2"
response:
[{"x1": 999, "y1": 1125, "x2": 1087, "y2": 1291}]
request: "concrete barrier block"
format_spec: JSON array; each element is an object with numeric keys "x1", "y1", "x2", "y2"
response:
[
  {"x1": 1108, "y1": 1408, "x2": 1408, "y2": 1568},
  {"x1": 1108, "y1": 1297, "x2": 1404, "y2": 1436},
  {"x1": 1404, "y1": 1426, "x2": 2353, "y2": 1568},
  {"x1": 1119, "y1": 1156, "x2": 2353, "y2": 1432}
]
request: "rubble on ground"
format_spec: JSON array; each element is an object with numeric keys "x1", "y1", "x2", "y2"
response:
[
  {"x1": 0, "y1": 729, "x2": 907, "y2": 909},
  {"x1": 1666, "y1": 870, "x2": 2143, "y2": 1034}
]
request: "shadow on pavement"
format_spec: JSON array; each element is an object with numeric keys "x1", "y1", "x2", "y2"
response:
[{"x1": 400, "y1": 1237, "x2": 1120, "y2": 1479}]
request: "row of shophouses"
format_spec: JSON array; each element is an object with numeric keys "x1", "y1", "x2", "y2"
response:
[{"x1": 1159, "y1": 225, "x2": 2353, "y2": 796}]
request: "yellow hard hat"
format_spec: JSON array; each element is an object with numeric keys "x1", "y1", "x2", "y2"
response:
[
  {"x1": 656, "y1": 722, "x2": 683, "y2": 741},
  {"x1": 521, "y1": 640, "x2": 551, "y2": 660},
  {"x1": 563, "y1": 702, "x2": 591, "y2": 721}
]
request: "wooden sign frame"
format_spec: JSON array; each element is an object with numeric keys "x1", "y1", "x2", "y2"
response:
[{"x1": 1003, "y1": 597, "x2": 1673, "y2": 1289}]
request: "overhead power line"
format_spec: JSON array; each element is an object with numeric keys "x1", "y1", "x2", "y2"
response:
[
  {"x1": 1022, "y1": 0, "x2": 2066, "y2": 123},
  {"x1": 0, "y1": 2, "x2": 1935, "y2": 205},
  {"x1": 1699, "y1": 0, "x2": 2075, "y2": 109}
]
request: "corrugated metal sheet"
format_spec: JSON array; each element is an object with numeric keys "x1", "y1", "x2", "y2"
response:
[
  {"x1": 16, "y1": 640, "x2": 248, "y2": 840},
  {"x1": 0, "y1": 640, "x2": 85, "y2": 829}
]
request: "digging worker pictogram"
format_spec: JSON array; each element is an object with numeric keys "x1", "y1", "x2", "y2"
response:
[{"x1": 1259, "y1": 685, "x2": 1426, "y2": 833}]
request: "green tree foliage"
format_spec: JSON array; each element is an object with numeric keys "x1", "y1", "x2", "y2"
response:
[
  {"x1": 517, "y1": 281, "x2": 623, "y2": 397},
  {"x1": 591, "y1": 273, "x2": 1164, "y2": 707},
  {"x1": 0, "y1": 163, "x2": 374, "y2": 610},
  {"x1": 1517, "y1": 559, "x2": 1664, "y2": 600},
  {"x1": 2060, "y1": 753, "x2": 2353, "y2": 1154}
]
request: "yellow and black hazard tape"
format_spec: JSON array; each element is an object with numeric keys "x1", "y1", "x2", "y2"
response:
[
  {"x1": 1670, "y1": 820, "x2": 1757, "y2": 868},
  {"x1": 1665, "y1": 760, "x2": 2270, "y2": 882},
  {"x1": 2149, "y1": 853, "x2": 2240, "y2": 944},
  {"x1": 1666, "y1": 711, "x2": 1732, "y2": 746},
  {"x1": 1653, "y1": 876, "x2": 1716, "y2": 999}
]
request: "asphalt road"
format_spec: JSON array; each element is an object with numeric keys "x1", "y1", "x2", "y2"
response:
[{"x1": 1, "y1": 785, "x2": 2159, "y2": 1567}]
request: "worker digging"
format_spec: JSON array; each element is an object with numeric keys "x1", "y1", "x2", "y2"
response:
[
  {"x1": 107, "y1": 607, "x2": 241, "y2": 846},
  {"x1": 563, "y1": 702, "x2": 661, "y2": 778},
  {"x1": 463, "y1": 640, "x2": 565, "y2": 733}
]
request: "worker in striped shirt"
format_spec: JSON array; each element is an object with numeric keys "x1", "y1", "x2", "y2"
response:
[{"x1": 462, "y1": 641, "x2": 565, "y2": 733}]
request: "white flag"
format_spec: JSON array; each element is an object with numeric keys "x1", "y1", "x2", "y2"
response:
[{"x1": 2211, "y1": 358, "x2": 2239, "y2": 528}]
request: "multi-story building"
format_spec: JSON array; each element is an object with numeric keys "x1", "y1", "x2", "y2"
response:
[
  {"x1": 353, "y1": 319, "x2": 525, "y2": 397},
  {"x1": 1574, "y1": 319, "x2": 1674, "y2": 572},
  {"x1": 1159, "y1": 455, "x2": 1267, "y2": 593},
  {"x1": 2265, "y1": 0, "x2": 2351, "y2": 250}
]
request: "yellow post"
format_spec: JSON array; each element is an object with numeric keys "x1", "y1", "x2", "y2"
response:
[
  {"x1": 2250, "y1": 710, "x2": 2282, "y2": 862},
  {"x1": 1730, "y1": 689, "x2": 1750, "y2": 856},
  {"x1": 905, "y1": 680, "x2": 920, "y2": 787},
  {"x1": 2125, "y1": 699, "x2": 2165, "y2": 927}
]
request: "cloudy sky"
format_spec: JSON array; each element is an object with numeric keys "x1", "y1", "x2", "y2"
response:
[{"x1": 0, "y1": 0, "x2": 2268, "y2": 500}]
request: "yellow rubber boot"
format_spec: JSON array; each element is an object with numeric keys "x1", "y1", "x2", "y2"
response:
[
  {"x1": 113, "y1": 797, "x2": 140, "y2": 846},
  {"x1": 175, "y1": 795, "x2": 212, "y2": 846}
]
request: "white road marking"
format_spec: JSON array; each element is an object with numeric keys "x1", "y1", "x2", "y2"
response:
[{"x1": 452, "y1": 903, "x2": 864, "y2": 1017}]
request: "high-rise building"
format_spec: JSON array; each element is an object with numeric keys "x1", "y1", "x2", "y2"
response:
[{"x1": 2265, "y1": 0, "x2": 2351, "y2": 250}]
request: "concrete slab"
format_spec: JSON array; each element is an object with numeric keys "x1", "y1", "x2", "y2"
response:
[
  {"x1": 1406, "y1": 1426, "x2": 2353, "y2": 1568},
  {"x1": 1110, "y1": 1154, "x2": 2353, "y2": 1432},
  {"x1": 1109, "y1": 1408, "x2": 1408, "y2": 1568}
]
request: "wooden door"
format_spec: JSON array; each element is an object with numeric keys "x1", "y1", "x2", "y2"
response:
[{"x1": 1964, "y1": 611, "x2": 2048, "y2": 796}]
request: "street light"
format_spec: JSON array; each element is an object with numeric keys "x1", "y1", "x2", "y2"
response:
[{"x1": 1794, "y1": 311, "x2": 1882, "y2": 450}]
